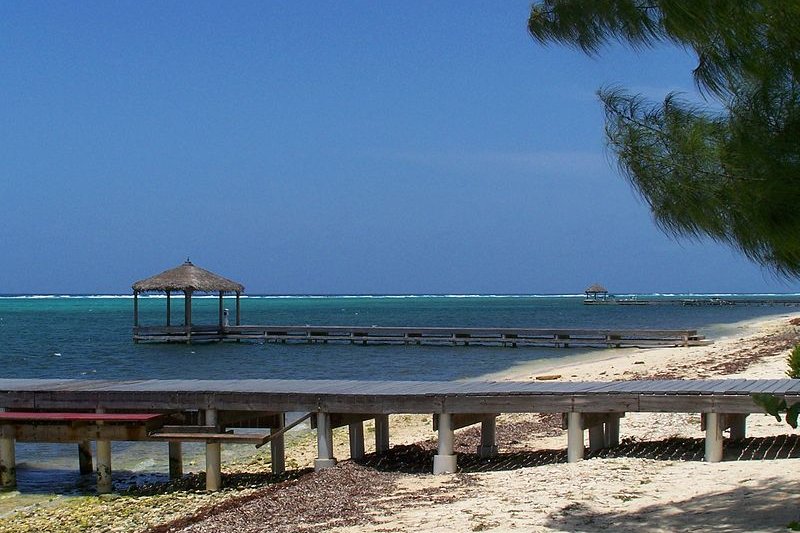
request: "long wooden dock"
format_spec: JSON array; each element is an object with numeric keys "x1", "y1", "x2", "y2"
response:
[
  {"x1": 0, "y1": 377, "x2": 794, "y2": 494},
  {"x1": 133, "y1": 324, "x2": 709, "y2": 347}
]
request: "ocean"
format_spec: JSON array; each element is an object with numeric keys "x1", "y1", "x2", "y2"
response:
[
  {"x1": 1, "y1": 293, "x2": 799, "y2": 504},
  {"x1": 4, "y1": 293, "x2": 800, "y2": 382}
]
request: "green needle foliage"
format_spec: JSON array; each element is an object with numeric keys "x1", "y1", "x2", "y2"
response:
[
  {"x1": 755, "y1": 345, "x2": 800, "y2": 426},
  {"x1": 787, "y1": 345, "x2": 800, "y2": 379},
  {"x1": 753, "y1": 393, "x2": 800, "y2": 428},
  {"x1": 529, "y1": 0, "x2": 800, "y2": 276}
]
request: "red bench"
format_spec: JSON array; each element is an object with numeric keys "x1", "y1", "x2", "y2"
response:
[
  {"x1": 0, "y1": 412, "x2": 164, "y2": 423},
  {"x1": 0, "y1": 411, "x2": 173, "y2": 494}
]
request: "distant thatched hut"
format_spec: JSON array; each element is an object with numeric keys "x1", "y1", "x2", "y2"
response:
[
  {"x1": 132, "y1": 260, "x2": 244, "y2": 341},
  {"x1": 584, "y1": 284, "x2": 609, "y2": 303}
]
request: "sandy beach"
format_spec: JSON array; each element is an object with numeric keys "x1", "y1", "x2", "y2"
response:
[
  {"x1": 320, "y1": 313, "x2": 800, "y2": 533},
  {"x1": 2, "y1": 312, "x2": 800, "y2": 532}
]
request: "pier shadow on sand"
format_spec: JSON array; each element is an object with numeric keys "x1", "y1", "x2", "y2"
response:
[
  {"x1": 13, "y1": 436, "x2": 800, "y2": 496},
  {"x1": 357, "y1": 434, "x2": 800, "y2": 474}
]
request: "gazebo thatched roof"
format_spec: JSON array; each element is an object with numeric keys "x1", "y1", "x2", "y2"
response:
[
  {"x1": 132, "y1": 260, "x2": 244, "y2": 293},
  {"x1": 585, "y1": 284, "x2": 608, "y2": 294}
]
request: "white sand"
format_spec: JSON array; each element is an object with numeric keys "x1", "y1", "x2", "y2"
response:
[{"x1": 331, "y1": 313, "x2": 800, "y2": 532}]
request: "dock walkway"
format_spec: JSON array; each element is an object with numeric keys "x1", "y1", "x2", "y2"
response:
[
  {"x1": 133, "y1": 325, "x2": 709, "y2": 347},
  {"x1": 0, "y1": 377, "x2": 794, "y2": 494}
]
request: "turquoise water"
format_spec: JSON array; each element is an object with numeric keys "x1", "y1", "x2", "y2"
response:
[
  {"x1": 3, "y1": 294, "x2": 800, "y2": 382},
  {"x1": 1, "y1": 293, "x2": 799, "y2": 501}
]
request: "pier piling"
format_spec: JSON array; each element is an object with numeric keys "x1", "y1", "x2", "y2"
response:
[
  {"x1": 477, "y1": 416, "x2": 498, "y2": 458},
  {"x1": 0, "y1": 408, "x2": 15, "y2": 489},
  {"x1": 314, "y1": 413, "x2": 336, "y2": 470},
  {"x1": 78, "y1": 441, "x2": 93, "y2": 475},
  {"x1": 205, "y1": 409, "x2": 222, "y2": 490},
  {"x1": 374, "y1": 415, "x2": 390, "y2": 454},
  {"x1": 566, "y1": 412, "x2": 584, "y2": 462},
  {"x1": 168, "y1": 442, "x2": 183, "y2": 479},
  {"x1": 433, "y1": 413, "x2": 457, "y2": 474},
  {"x1": 270, "y1": 414, "x2": 286, "y2": 474},
  {"x1": 95, "y1": 408, "x2": 112, "y2": 494},
  {"x1": 95, "y1": 440, "x2": 112, "y2": 494},
  {"x1": 349, "y1": 422, "x2": 365, "y2": 459},
  {"x1": 704, "y1": 412, "x2": 724, "y2": 462}
]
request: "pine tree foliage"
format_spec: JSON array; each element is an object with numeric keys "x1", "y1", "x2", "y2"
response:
[
  {"x1": 788, "y1": 344, "x2": 800, "y2": 379},
  {"x1": 529, "y1": 0, "x2": 800, "y2": 276}
]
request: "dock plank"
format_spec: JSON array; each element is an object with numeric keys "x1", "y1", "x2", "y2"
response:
[{"x1": 0, "y1": 378, "x2": 796, "y2": 418}]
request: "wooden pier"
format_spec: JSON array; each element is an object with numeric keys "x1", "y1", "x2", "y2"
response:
[
  {"x1": 133, "y1": 324, "x2": 709, "y2": 347},
  {"x1": 130, "y1": 263, "x2": 712, "y2": 347},
  {"x1": 0, "y1": 377, "x2": 795, "y2": 494}
]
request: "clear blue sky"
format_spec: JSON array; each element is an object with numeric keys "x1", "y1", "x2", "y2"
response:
[{"x1": 0, "y1": 2, "x2": 793, "y2": 294}]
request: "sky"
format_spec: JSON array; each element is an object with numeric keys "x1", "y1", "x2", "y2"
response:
[{"x1": 0, "y1": 2, "x2": 794, "y2": 295}]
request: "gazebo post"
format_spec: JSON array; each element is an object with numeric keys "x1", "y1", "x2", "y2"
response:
[
  {"x1": 218, "y1": 291, "x2": 224, "y2": 330},
  {"x1": 166, "y1": 290, "x2": 171, "y2": 327},
  {"x1": 184, "y1": 289, "x2": 192, "y2": 343},
  {"x1": 235, "y1": 291, "x2": 241, "y2": 326},
  {"x1": 133, "y1": 291, "x2": 139, "y2": 327}
]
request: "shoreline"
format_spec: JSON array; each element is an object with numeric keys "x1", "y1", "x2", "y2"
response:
[
  {"x1": 1, "y1": 312, "x2": 799, "y2": 532},
  {"x1": 477, "y1": 312, "x2": 798, "y2": 383}
]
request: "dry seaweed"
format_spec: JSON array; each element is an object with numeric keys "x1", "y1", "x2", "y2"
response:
[{"x1": 148, "y1": 462, "x2": 400, "y2": 533}]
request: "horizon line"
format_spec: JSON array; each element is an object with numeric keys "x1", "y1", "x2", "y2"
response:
[{"x1": 2, "y1": 292, "x2": 800, "y2": 299}]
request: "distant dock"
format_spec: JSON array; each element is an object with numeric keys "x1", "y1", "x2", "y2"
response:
[
  {"x1": 584, "y1": 296, "x2": 800, "y2": 306},
  {"x1": 133, "y1": 324, "x2": 709, "y2": 347}
]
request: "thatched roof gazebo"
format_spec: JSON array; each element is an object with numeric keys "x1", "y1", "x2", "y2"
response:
[
  {"x1": 584, "y1": 283, "x2": 609, "y2": 302},
  {"x1": 132, "y1": 260, "x2": 244, "y2": 342}
]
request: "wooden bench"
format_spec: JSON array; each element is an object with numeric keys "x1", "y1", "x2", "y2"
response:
[{"x1": 149, "y1": 424, "x2": 269, "y2": 443}]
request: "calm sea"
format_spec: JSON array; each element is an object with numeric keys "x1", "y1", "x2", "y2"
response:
[
  {"x1": 3, "y1": 293, "x2": 800, "y2": 382},
  {"x1": 1, "y1": 293, "x2": 799, "y2": 504}
]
